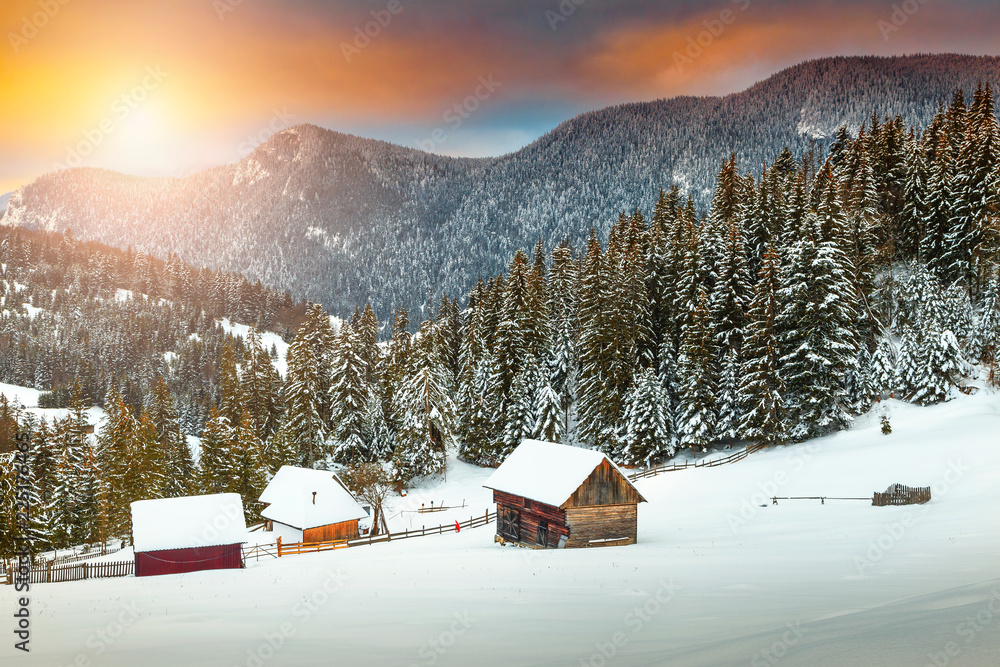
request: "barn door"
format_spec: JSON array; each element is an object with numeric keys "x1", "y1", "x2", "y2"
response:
[{"x1": 499, "y1": 507, "x2": 520, "y2": 542}]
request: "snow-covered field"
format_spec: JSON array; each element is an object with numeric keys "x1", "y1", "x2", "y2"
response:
[
  {"x1": 0, "y1": 382, "x2": 106, "y2": 434},
  {"x1": 5, "y1": 390, "x2": 1000, "y2": 666}
]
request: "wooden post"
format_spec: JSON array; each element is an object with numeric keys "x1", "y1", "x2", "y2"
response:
[
  {"x1": 47, "y1": 561, "x2": 53, "y2": 583},
  {"x1": 276, "y1": 536, "x2": 282, "y2": 557},
  {"x1": 83, "y1": 563, "x2": 88, "y2": 580}
]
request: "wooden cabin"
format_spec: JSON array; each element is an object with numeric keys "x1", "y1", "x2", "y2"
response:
[
  {"x1": 484, "y1": 439, "x2": 646, "y2": 548},
  {"x1": 259, "y1": 466, "x2": 370, "y2": 544},
  {"x1": 130, "y1": 493, "x2": 247, "y2": 577}
]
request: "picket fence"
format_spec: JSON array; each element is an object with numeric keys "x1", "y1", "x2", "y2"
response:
[{"x1": 4, "y1": 559, "x2": 133, "y2": 585}]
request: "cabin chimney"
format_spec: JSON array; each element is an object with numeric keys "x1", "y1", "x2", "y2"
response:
[{"x1": 312, "y1": 491, "x2": 317, "y2": 505}]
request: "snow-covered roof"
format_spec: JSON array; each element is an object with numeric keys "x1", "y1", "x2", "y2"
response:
[
  {"x1": 483, "y1": 439, "x2": 639, "y2": 507},
  {"x1": 260, "y1": 466, "x2": 369, "y2": 530},
  {"x1": 130, "y1": 493, "x2": 247, "y2": 552}
]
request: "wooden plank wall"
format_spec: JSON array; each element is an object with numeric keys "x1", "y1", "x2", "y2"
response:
[
  {"x1": 493, "y1": 490, "x2": 569, "y2": 548},
  {"x1": 565, "y1": 504, "x2": 637, "y2": 548},
  {"x1": 564, "y1": 460, "x2": 644, "y2": 508},
  {"x1": 304, "y1": 520, "x2": 360, "y2": 543}
]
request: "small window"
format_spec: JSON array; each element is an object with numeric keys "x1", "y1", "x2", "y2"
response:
[
  {"x1": 523, "y1": 499, "x2": 532, "y2": 511},
  {"x1": 537, "y1": 520, "x2": 548, "y2": 547}
]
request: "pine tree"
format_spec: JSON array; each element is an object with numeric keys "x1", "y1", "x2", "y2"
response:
[
  {"x1": 393, "y1": 357, "x2": 456, "y2": 485},
  {"x1": 329, "y1": 321, "x2": 371, "y2": 463},
  {"x1": 147, "y1": 377, "x2": 192, "y2": 497},
  {"x1": 777, "y1": 217, "x2": 861, "y2": 441},
  {"x1": 198, "y1": 407, "x2": 234, "y2": 493},
  {"x1": 621, "y1": 368, "x2": 674, "y2": 466},
  {"x1": 739, "y1": 245, "x2": 785, "y2": 444},
  {"x1": 677, "y1": 289, "x2": 718, "y2": 451},
  {"x1": 283, "y1": 328, "x2": 329, "y2": 466}
]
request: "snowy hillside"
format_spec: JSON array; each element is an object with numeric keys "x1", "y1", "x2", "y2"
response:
[{"x1": 14, "y1": 387, "x2": 1000, "y2": 666}]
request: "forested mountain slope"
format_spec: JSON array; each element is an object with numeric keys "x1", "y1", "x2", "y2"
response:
[{"x1": 5, "y1": 54, "x2": 1000, "y2": 318}]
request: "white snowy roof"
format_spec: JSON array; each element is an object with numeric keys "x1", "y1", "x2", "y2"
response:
[
  {"x1": 259, "y1": 466, "x2": 369, "y2": 530},
  {"x1": 484, "y1": 439, "x2": 640, "y2": 507},
  {"x1": 130, "y1": 493, "x2": 247, "y2": 552}
]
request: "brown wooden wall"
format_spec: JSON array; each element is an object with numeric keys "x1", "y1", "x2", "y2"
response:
[
  {"x1": 303, "y1": 520, "x2": 359, "y2": 543},
  {"x1": 493, "y1": 491, "x2": 568, "y2": 548},
  {"x1": 563, "y1": 459, "x2": 645, "y2": 509},
  {"x1": 564, "y1": 504, "x2": 637, "y2": 548}
]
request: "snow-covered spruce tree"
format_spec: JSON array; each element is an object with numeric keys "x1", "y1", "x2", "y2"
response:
[
  {"x1": 870, "y1": 336, "x2": 898, "y2": 400},
  {"x1": 230, "y1": 413, "x2": 268, "y2": 523},
  {"x1": 948, "y1": 83, "x2": 1000, "y2": 289},
  {"x1": 198, "y1": 406, "x2": 235, "y2": 492},
  {"x1": 899, "y1": 131, "x2": 930, "y2": 261},
  {"x1": 677, "y1": 288, "x2": 718, "y2": 451},
  {"x1": 911, "y1": 330, "x2": 968, "y2": 405},
  {"x1": 282, "y1": 328, "x2": 329, "y2": 467},
  {"x1": 739, "y1": 244, "x2": 785, "y2": 444},
  {"x1": 392, "y1": 343, "x2": 456, "y2": 486},
  {"x1": 576, "y1": 231, "x2": 614, "y2": 451},
  {"x1": 503, "y1": 360, "x2": 541, "y2": 458},
  {"x1": 922, "y1": 129, "x2": 956, "y2": 279},
  {"x1": 147, "y1": 376, "x2": 192, "y2": 497},
  {"x1": 361, "y1": 388, "x2": 394, "y2": 462},
  {"x1": 978, "y1": 270, "x2": 1000, "y2": 364},
  {"x1": 533, "y1": 381, "x2": 564, "y2": 444},
  {"x1": 217, "y1": 339, "x2": 242, "y2": 428},
  {"x1": 330, "y1": 321, "x2": 371, "y2": 464},
  {"x1": 239, "y1": 327, "x2": 282, "y2": 442},
  {"x1": 621, "y1": 367, "x2": 674, "y2": 466},
  {"x1": 546, "y1": 238, "x2": 578, "y2": 433},
  {"x1": 776, "y1": 216, "x2": 861, "y2": 442},
  {"x1": 715, "y1": 349, "x2": 742, "y2": 441}
]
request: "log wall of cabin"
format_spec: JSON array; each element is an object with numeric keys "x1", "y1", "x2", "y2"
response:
[
  {"x1": 564, "y1": 459, "x2": 645, "y2": 508},
  {"x1": 493, "y1": 490, "x2": 569, "y2": 548},
  {"x1": 564, "y1": 504, "x2": 637, "y2": 547},
  {"x1": 303, "y1": 519, "x2": 359, "y2": 543}
]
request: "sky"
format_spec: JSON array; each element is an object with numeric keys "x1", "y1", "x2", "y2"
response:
[{"x1": 1, "y1": 0, "x2": 999, "y2": 194}]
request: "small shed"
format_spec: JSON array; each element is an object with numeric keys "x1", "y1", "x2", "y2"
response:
[
  {"x1": 484, "y1": 439, "x2": 646, "y2": 548},
  {"x1": 130, "y1": 493, "x2": 247, "y2": 577},
  {"x1": 259, "y1": 466, "x2": 370, "y2": 544}
]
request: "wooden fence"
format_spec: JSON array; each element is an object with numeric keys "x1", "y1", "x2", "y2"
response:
[
  {"x1": 873, "y1": 484, "x2": 932, "y2": 506},
  {"x1": 242, "y1": 542, "x2": 279, "y2": 562},
  {"x1": 628, "y1": 443, "x2": 766, "y2": 481},
  {"x1": 4, "y1": 559, "x2": 133, "y2": 585},
  {"x1": 277, "y1": 510, "x2": 497, "y2": 556},
  {"x1": 46, "y1": 543, "x2": 125, "y2": 567}
]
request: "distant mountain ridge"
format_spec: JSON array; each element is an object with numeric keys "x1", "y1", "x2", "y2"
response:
[{"x1": 5, "y1": 54, "x2": 1000, "y2": 319}]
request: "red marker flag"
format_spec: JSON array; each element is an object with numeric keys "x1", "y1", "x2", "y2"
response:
[{"x1": 455, "y1": 520, "x2": 461, "y2": 533}]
